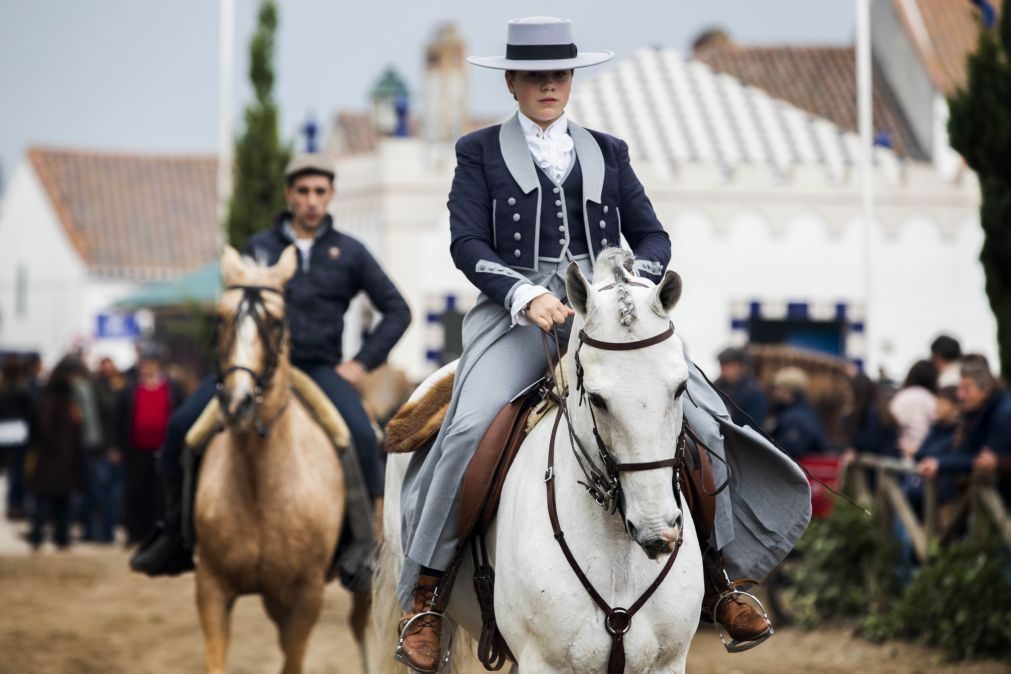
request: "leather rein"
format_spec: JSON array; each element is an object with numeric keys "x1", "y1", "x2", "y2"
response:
[
  {"x1": 543, "y1": 317, "x2": 686, "y2": 674},
  {"x1": 215, "y1": 284, "x2": 289, "y2": 437}
]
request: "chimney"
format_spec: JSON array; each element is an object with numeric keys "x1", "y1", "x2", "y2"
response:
[{"x1": 423, "y1": 22, "x2": 468, "y2": 143}]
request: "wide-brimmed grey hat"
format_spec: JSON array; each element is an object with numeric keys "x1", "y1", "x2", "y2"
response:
[{"x1": 467, "y1": 17, "x2": 613, "y2": 71}]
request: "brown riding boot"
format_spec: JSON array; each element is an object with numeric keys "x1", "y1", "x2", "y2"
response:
[
  {"x1": 397, "y1": 574, "x2": 444, "y2": 672},
  {"x1": 700, "y1": 555, "x2": 773, "y2": 652}
]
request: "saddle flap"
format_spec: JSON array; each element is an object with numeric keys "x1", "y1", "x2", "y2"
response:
[
  {"x1": 289, "y1": 367, "x2": 351, "y2": 451},
  {"x1": 457, "y1": 399, "x2": 533, "y2": 540}
]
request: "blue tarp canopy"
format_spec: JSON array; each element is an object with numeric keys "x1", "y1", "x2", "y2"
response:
[{"x1": 116, "y1": 262, "x2": 221, "y2": 308}]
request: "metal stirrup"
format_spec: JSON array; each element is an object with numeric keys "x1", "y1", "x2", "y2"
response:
[{"x1": 395, "y1": 611, "x2": 456, "y2": 674}]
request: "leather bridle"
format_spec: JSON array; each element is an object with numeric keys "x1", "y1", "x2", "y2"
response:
[
  {"x1": 215, "y1": 284, "x2": 288, "y2": 437},
  {"x1": 548, "y1": 320, "x2": 683, "y2": 517},
  {"x1": 542, "y1": 313, "x2": 687, "y2": 674}
]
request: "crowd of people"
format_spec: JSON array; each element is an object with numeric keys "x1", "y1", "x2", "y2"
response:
[
  {"x1": 0, "y1": 344, "x2": 183, "y2": 550},
  {"x1": 714, "y1": 334, "x2": 1011, "y2": 513}
]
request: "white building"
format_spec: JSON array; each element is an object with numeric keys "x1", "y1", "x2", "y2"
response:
[
  {"x1": 871, "y1": 0, "x2": 989, "y2": 177},
  {"x1": 330, "y1": 46, "x2": 997, "y2": 382},
  {"x1": 0, "y1": 148, "x2": 219, "y2": 367}
]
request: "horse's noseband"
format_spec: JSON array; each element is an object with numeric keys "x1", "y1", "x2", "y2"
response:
[{"x1": 216, "y1": 284, "x2": 288, "y2": 436}]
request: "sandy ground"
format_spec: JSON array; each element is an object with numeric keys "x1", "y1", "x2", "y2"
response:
[
  {"x1": 2, "y1": 535, "x2": 1010, "y2": 674},
  {"x1": 3, "y1": 480, "x2": 1008, "y2": 674}
]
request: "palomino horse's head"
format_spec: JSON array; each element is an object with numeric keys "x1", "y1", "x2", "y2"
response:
[
  {"x1": 215, "y1": 245, "x2": 297, "y2": 432},
  {"x1": 565, "y1": 249, "x2": 688, "y2": 560}
]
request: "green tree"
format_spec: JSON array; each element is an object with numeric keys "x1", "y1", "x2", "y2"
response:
[
  {"x1": 226, "y1": 0, "x2": 291, "y2": 249},
  {"x1": 948, "y1": 10, "x2": 1011, "y2": 380}
]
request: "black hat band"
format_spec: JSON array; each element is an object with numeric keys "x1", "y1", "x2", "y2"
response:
[{"x1": 505, "y1": 43, "x2": 578, "y2": 60}]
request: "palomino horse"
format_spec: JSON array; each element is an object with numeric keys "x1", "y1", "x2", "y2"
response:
[
  {"x1": 197, "y1": 246, "x2": 364, "y2": 674},
  {"x1": 373, "y1": 253, "x2": 704, "y2": 672}
]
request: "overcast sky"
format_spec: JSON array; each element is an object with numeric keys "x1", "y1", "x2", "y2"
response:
[{"x1": 0, "y1": 1, "x2": 857, "y2": 185}]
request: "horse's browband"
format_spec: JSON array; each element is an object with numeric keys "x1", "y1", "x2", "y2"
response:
[{"x1": 578, "y1": 322, "x2": 675, "y2": 352}]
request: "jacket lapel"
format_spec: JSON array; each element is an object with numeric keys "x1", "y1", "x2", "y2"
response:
[
  {"x1": 567, "y1": 119, "x2": 604, "y2": 204},
  {"x1": 499, "y1": 113, "x2": 539, "y2": 194}
]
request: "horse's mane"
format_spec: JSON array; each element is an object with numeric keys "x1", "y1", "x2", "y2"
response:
[{"x1": 593, "y1": 248, "x2": 638, "y2": 328}]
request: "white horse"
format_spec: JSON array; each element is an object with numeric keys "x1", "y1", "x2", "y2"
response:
[{"x1": 373, "y1": 257, "x2": 704, "y2": 673}]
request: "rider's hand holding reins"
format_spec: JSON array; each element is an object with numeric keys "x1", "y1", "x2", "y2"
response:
[{"x1": 524, "y1": 294, "x2": 574, "y2": 333}]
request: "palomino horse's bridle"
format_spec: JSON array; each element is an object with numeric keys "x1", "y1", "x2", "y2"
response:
[
  {"x1": 215, "y1": 284, "x2": 288, "y2": 437},
  {"x1": 542, "y1": 297, "x2": 687, "y2": 674}
]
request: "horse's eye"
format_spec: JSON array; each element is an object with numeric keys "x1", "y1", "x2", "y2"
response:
[
  {"x1": 588, "y1": 393, "x2": 608, "y2": 411},
  {"x1": 675, "y1": 381, "x2": 688, "y2": 399}
]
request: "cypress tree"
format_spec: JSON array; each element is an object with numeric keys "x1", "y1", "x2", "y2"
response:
[
  {"x1": 226, "y1": 0, "x2": 290, "y2": 249},
  {"x1": 948, "y1": 8, "x2": 1011, "y2": 380}
]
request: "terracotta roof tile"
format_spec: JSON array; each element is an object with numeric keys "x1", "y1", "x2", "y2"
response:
[
  {"x1": 28, "y1": 148, "x2": 220, "y2": 281},
  {"x1": 327, "y1": 111, "x2": 499, "y2": 156},
  {"x1": 696, "y1": 44, "x2": 922, "y2": 159},
  {"x1": 894, "y1": 0, "x2": 1000, "y2": 95}
]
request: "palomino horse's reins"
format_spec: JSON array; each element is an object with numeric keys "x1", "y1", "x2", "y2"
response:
[
  {"x1": 543, "y1": 318, "x2": 687, "y2": 674},
  {"x1": 215, "y1": 284, "x2": 289, "y2": 437}
]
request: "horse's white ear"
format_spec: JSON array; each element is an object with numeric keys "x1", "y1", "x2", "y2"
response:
[
  {"x1": 565, "y1": 262, "x2": 592, "y2": 316},
  {"x1": 220, "y1": 245, "x2": 244, "y2": 283},
  {"x1": 273, "y1": 246, "x2": 298, "y2": 284},
  {"x1": 651, "y1": 270, "x2": 682, "y2": 317}
]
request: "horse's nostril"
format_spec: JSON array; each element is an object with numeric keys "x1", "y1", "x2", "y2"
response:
[
  {"x1": 641, "y1": 538, "x2": 671, "y2": 560},
  {"x1": 626, "y1": 521, "x2": 638, "y2": 539}
]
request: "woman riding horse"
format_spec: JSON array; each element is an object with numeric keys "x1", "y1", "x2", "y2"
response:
[{"x1": 395, "y1": 17, "x2": 803, "y2": 671}]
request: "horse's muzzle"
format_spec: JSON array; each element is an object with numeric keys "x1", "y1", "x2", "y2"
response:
[
  {"x1": 221, "y1": 391, "x2": 256, "y2": 428},
  {"x1": 630, "y1": 510, "x2": 683, "y2": 560}
]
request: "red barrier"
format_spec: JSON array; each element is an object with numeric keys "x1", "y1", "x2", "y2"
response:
[{"x1": 799, "y1": 455, "x2": 842, "y2": 519}]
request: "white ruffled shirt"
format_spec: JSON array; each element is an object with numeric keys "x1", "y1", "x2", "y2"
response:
[
  {"x1": 517, "y1": 111, "x2": 574, "y2": 183},
  {"x1": 509, "y1": 112, "x2": 575, "y2": 326}
]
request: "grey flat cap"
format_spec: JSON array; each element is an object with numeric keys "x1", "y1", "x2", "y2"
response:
[
  {"x1": 284, "y1": 153, "x2": 336, "y2": 181},
  {"x1": 468, "y1": 17, "x2": 613, "y2": 71}
]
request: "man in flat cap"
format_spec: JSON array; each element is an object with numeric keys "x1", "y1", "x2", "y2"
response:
[{"x1": 131, "y1": 154, "x2": 411, "y2": 591}]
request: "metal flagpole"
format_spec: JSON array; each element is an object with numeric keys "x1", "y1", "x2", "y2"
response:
[
  {"x1": 217, "y1": 0, "x2": 236, "y2": 245},
  {"x1": 856, "y1": 0, "x2": 875, "y2": 373}
]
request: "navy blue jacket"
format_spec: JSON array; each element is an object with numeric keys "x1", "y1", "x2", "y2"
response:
[
  {"x1": 244, "y1": 215, "x2": 411, "y2": 370},
  {"x1": 716, "y1": 375, "x2": 768, "y2": 428},
  {"x1": 937, "y1": 389, "x2": 1011, "y2": 474},
  {"x1": 770, "y1": 395, "x2": 829, "y2": 460},
  {"x1": 448, "y1": 115, "x2": 671, "y2": 308},
  {"x1": 847, "y1": 406, "x2": 900, "y2": 458},
  {"x1": 912, "y1": 421, "x2": 958, "y2": 503}
]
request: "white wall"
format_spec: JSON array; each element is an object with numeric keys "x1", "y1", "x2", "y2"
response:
[
  {"x1": 0, "y1": 159, "x2": 144, "y2": 367},
  {"x1": 642, "y1": 162, "x2": 996, "y2": 379},
  {"x1": 331, "y1": 137, "x2": 999, "y2": 383}
]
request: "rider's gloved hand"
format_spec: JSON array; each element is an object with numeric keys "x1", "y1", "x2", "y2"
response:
[{"x1": 524, "y1": 294, "x2": 574, "y2": 333}]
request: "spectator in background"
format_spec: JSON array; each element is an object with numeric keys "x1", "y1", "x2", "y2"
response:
[
  {"x1": 917, "y1": 355, "x2": 1011, "y2": 504},
  {"x1": 118, "y1": 345, "x2": 183, "y2": 544},
  {"x1": 843, "y1": 373, "x2": 899, "y2": 460},
  {"x1": 889, "y1": 360, "x2": 937, "y2": 459},
  {"x1": 85, "y1": 357, "x2": 126, "y2": 543},
  {"x1": 930, "y1": 334, "x2": 962, "y2": 390},
  {"x1": 28, "y1": 356, "x2": 87, "y2": 549},
  {"x1": 715, "y1": 346, "x2": 768, "y2": 428},
  {"x1": 909, "y1": 386, "x2": 961, "y2": 507},
  {"x1": 769, "y1": 367, "x2": 829, "y2": 460},
  {"x1": 0, "y1": 356, "x2": 36, "y2": 520}
]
